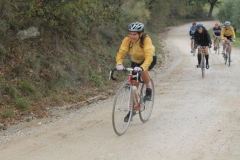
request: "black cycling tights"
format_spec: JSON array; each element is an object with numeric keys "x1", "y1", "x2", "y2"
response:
[{"x1": 198, "y1": 54, "x2": 209, "y2": 64}]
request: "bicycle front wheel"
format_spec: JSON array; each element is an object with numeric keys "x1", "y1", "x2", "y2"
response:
[
  {"x1": 139, "y1": 79, "x2": 155, "y2": 123},
  {"x1": 112, "y1": 83, "x2": 133, "y2": 136}
]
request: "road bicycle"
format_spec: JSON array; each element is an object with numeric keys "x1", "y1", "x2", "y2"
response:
[
  {"x1": 192, "y1": 46, "x2": 196, "y2": 56},
  {"x1": 109, "y1": 68, "x2": 154, "y2": 136},
  {"x1": 223, "y1": 39, "x2": 234, "y2": 66},
  {"x1": 196, "y1": 46, "x2": 209, "y2": 78},
  {"x1": 214, "y1": 36, "x2": 220, "y2": 54}
]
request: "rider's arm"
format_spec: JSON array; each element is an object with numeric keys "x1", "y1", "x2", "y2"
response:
[
  {"x1": 140, "y1": 37, "x2": 155, "y2": 71},
  {"x1": 221, "y1": 28, "x2": 225, "y2": 40},
  {"x1": 116, "y1": 37, "x2": 130, "y2": 66},
  {"x1": 232, "y1": 27, "x2": 236, "y2": 39}
]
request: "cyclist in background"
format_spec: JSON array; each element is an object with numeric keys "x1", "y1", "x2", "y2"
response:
[
  {"x1": 212, "y1": 23, "x2": 221, "y2": 50},
  {"x1": 221, "y1": 21, "x2": 236, "y2": 55},
  {"x1": 189, "y1": 22, "x2": 197, "y2": 53},
  {"x1": 194, "y1": 24, "x2": 212, "y2": 69},
  {"x1": 115, "y1": 22, "x2": 156, "y2": 122}
]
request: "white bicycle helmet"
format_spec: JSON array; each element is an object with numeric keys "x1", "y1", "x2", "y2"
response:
[
  {"x1": 224, "y1": 21, "x2": 231, "y2": 26},
  {"x1": 128, "y1": 22, "x2": 144, "y2": 32}
]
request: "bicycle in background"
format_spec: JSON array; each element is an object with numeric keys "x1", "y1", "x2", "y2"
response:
[
  {"x1": 223, "y1": 39, "x2": 235, "y2": 66},
  {"x1": 214, "y1": 36, "x2": 221, "y2": 54},
  {"x1": 109, "y1": 68, "x2": 155, "y2": 136}
]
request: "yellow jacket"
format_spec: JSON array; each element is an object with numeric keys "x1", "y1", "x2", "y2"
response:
[
  {"x1": 116, "y1": 36, "x2": 155, "y2": 71},
  {"x1": 221, "y1": 26, "x2": 236, "y2": 39}
]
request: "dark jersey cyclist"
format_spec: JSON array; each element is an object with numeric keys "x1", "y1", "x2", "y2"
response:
[
  {"x1": 115, "y1": 22, "x2": 156, "y2": 122},
  {"x1": 194, "y1": 24, "x2": 212, "y2": 69}
]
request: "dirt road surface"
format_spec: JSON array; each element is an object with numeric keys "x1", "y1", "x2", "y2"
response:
[{"x1": 1, "y1": 21, "x2": 240, "y2": 160}]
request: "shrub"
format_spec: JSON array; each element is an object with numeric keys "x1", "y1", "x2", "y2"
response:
[
  {"x1": 1, "y1": 109, "x2": 14, "y2": 119},
  {"x1": 4, "y1": 85, "x2": 18, "y2": 99},
  {"x1": 15, "y1": 98, "x2": 30, "y2": 111}
]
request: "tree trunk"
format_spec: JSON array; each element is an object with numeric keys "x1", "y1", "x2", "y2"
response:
[{"x1": 208, "y1": 0, "x2": 218, "y2": 18}]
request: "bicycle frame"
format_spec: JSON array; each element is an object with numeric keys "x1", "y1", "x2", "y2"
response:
[
  {"x1": 110, "y1": 68, "x2": 142, "y2": 110},
  {"x1": 215, "y1": 36, "x2": 220, "y2": 54},
  {"x1": 196, "y1": 46, "x2": 207, "y2": 78},
  {"x1": 224, "y1": 39, "x2": 233, "y2": 66}
]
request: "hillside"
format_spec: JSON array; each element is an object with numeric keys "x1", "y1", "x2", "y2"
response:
[{"x1": 0, "y1": 0, "x2": 213, "y2": 127}]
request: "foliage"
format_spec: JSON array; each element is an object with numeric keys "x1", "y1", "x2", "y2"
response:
[
  {"x1": 218, "y1": 0, "x2": 240, "y2": 29},
  {"x1": 4, "y1": 85, "x2": 18, "y2": 99},
  {"x1": 90, "y1": 72, "x2": 103, "y2": 87},
  {"x1": 1, "y1": 109, "x2": 14, "y2": 119},
  {"x1": 15, "y1": 98, "x2": 30, "y2": 111},
  {"x1": 0, "y1": 0, "x2": 211, "y2": 119}
]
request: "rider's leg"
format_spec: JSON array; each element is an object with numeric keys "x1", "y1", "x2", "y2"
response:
[
  {"x1": 213, "y1": 37, "x2": 216, "y2": 49},
  {"x1": 204, "y1": 47, "x2": 209, "y2": 67},
  {"x1": 229, "y1": 42, "x2": 232, "y2": 54},
  {"x1": 140, "y1": 70, "x2": 152, "y2": 100},
  {"x1": 197, "y1": 47, "x2": 201, "y2": 66},
  {"x1": 191, "y1": 39, "x2": 194, "y2": 52},
  {"x1": 222, "y1": 40, "x2": 226, "y2": 54}
]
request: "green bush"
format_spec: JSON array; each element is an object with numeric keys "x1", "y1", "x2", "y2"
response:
[
  {"x1": 4, "y1": 85, "x2": 18, "y2": 99},
  {"x1": 90, "y1": 72, "x2": 103, "y2": 87},
  {"x1": 15, "y1": 98, "x2": 30, "y2": 111},
  {"x1": 1, "y1": 109, "x2": 14, "y2": 119}
]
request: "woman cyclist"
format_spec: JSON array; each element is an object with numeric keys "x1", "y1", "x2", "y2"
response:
[
  {"x1": 115, "y1": 22, "x2": 156, "y2": 122},
  {"x1": 194, "y1": 24, "x2": 212, "y2": 69},
  {"x1": 221, "y1": 21, "x2": 236, "y2": 55}
]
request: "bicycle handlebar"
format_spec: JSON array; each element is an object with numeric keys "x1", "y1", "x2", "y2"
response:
[{"x1": 109, "y1": 68, "x2": 144, "y2": 83}]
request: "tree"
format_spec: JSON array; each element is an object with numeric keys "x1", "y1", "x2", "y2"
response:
[{"x1": 207, "y1": 0, "x2": 219, "y2": 17}]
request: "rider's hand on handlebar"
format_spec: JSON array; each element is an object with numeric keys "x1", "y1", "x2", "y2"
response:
[
  {"x1": 133, "y1": 66, "x2": 142, "y2": 72},
  {"x1": 116, "y1": 65, "x2": 124, "y2": 70},
  {"x1": 233, "y1": 39, "x2": 236, "y2": 43}
]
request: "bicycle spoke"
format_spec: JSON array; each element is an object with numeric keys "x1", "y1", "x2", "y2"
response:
[{"x1": 112, "y1": 83, "x2": 132, "y2": 136}]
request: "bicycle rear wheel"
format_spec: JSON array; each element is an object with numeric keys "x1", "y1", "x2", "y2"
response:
[
  {"x1": 215, "y1": 40, "x2": 220, "y2": 54},
  {"x1": 112, "y1": 83, "x2": 133, "y2": 136},
  {"x1": 193, "y1": 48, "x2": 195, "y2": 56},
  {"x1": 225, "y1": 52, "x2": 228, "y2": 65},
  {"x1": 201, "y1": 53, "x2": 205, "y2": 78},
  {"x1": 139, "y1": 79, "x2": 154, "y2": 123}
]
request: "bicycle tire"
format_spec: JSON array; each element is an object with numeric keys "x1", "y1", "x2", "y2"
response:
[
  {"x1": 215, "y1": 39, "x2": 220, "y2": 54},
  {"x1": 139, "y1": 79, "x2": 154, "y2": 123},
  {"x1": 228, "y1": 52, "x2": 231, "y2": 66},
  {"x1": 201, "y1": 53, "x2": 205, "y2": 78},
  {"x1": 224, "y1": 53, "x2": 227, "y2": 65},
  {"x1": 112, "y1": 83, "x2": 133, "y2": 136}
]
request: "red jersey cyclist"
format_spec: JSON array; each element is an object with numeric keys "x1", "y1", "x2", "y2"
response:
[
  {"x1": 212, "y1": 23, "x2": 221, "y2": 50},
  {"x1": 221, "y1": 21, "x2": 236, "y2": 56},
  {"x1": 115, "y1": 22, "x2": 156, "y2": 122}
]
